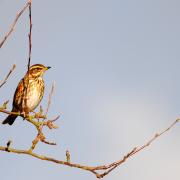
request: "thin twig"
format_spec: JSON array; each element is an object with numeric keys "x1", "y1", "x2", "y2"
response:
[
  {"x1": 28, "y1": 0, "x2": 32, "y2": 70},
  {"x1": 45, "y1": 81, "x2": 55, "y2": 116},
  {"x1": 0, "y1": 1, "x2": 30, "y2": 48},
  {"x1": 23, "y1": 0, "x2": 32, "y2": 114},
  {"x1": 0, "y1": 108, "x2": 20, "y2": 116},
  {"x1": 0, "y1": 64, "x2": 16, "y2": 88},
  {"x1": 91, "y1": 119, "x2": 180, "y2": 178}
]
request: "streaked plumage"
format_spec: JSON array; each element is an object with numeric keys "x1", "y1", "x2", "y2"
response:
[{"x1": 2, "y1": 64, "x2": 51, "y2": 125}]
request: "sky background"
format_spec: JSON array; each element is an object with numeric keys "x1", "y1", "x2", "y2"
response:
[{"x1": 0, "y1": 0, "x2": 180, "y2": 179}]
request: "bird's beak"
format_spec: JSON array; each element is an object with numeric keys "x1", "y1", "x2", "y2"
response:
[{"x1": 46, "y1": 66, "x2": 51, "y2": 70}]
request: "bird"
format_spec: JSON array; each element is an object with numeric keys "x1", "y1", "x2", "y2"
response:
[{"x1": 2, "y1": 64, "x2": 51, "y2": 125}]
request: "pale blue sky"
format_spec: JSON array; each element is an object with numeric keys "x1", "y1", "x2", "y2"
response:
[{"x1": 0, "y1": 0, "x2": 180, "y2": 180}]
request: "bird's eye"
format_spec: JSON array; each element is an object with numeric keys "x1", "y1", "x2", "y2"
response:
[
  {"x1": 36, "y1": 68, "x2": 41, "y2": 71},
  {"x1": 33, "y1": 68, "x2": 43, "y2": 73}
]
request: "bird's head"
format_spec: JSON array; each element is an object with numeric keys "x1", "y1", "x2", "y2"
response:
[{"x1": 28, "y1": 64, "x2": 51, "y2": 78}]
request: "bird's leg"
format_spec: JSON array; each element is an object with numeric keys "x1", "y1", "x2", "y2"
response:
[{"x1": 21, "y1": 110, "x2": 29, "y2": 119}]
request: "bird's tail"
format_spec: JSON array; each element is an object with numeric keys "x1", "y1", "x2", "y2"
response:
[{"x1": 2, "y1": 109, "x2": 18, "y2": 125}]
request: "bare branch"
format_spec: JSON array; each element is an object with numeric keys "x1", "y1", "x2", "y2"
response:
[
  {"x1": 0, "y1": 64, "x2": 16, "y2": 88},
  {"x1": 0, "y1": 117, "x2": 179, "y2": 178}
]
